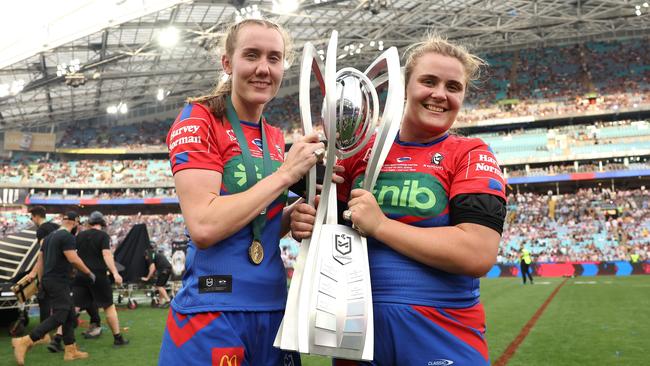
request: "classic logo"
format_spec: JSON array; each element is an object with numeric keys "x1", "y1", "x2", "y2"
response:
[
  {"x1": 428, "y1": 360, "x2": 454, "y2": 366},
  {"x1": 226, "y1": 129, "x2": 236, "y2": 141},
  {"x1": 211, "y1": 347, "x2": 244, "y2": 366},
  {"x1": 431, "y1": 152, "x2": 444, "y2": 165},
  {"x1": 396, "y1": 156, "x2": 411, "y2": 162},
  {"x1": 205, "y1": 278, "x2": 213, "y2": 287}
]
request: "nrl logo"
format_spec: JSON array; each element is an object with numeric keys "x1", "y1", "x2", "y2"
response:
[
  {"x1": 431, "y1": 152, "x2": 444, "y2": 165},
  {"x1": 333, "y1": 233, "x2": 352, "y2": 265}
]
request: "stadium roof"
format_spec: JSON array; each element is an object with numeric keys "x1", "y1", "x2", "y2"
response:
[{"x1": 0, "y1": 0, "x2": 649, "y2": 132}]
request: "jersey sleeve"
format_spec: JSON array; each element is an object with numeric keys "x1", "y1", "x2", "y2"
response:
[
  {"x1": 167, "y1": 103, "x2": 223, "y2": 175},
  {"x1": 450, "y1": 138, "x2": 506, "y2": 200},
  {"x1": 100, "y1": 232, "x2": 110, "y2": 251},
  {"x1": 61, "y1": 233, "x2": 77, "y2": 252}
]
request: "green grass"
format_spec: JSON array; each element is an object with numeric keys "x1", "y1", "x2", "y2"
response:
[{"x1": 2, "y1": 276, "x2": 648, "y2": 365}]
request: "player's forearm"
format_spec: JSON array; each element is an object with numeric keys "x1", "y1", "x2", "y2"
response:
[
  {"x1": 183, "y1": 171, "x2": 293, "y2": 248},
  {"x1": 373, "y1": 220, "x2": 500, "y2": 277}
]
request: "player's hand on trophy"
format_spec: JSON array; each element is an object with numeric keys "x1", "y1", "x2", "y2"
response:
[
  {"x1": 278, "y1": 133, "x2": 325, "y2": 184},
  {"x1": 346, "y1": 188, "x2": 387, "y2": 237},
  {"x1": 290, "y1": 201, "x2": 317, "y2": 240}
]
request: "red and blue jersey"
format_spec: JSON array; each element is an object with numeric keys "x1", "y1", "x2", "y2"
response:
[
  {"x1": 337, "y1": 133, "x2": 506, "y2": 308},
  {"x1": 166, "y1": 103, "x2": 289, "y2": 313}
]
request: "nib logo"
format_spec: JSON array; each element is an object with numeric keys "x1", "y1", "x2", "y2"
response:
[{"x1": 355, "y1": 172, "x2": 447, "y2": 216}]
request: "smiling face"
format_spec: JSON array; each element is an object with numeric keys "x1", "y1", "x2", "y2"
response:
[
  {"x1": 222, "y1": 23, "x2": 285, "y2": 121},
  {"x1": 401, "y1": 52, "x2": 467, "y2": 143}
]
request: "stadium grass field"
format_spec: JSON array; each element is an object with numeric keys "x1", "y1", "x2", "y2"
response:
[{"x1": 2, "y1": 276, "x2": 648, "y2": 365}]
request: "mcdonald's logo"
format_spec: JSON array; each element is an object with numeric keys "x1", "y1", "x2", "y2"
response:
[
  {"x1": 219, "y1": 354, "x2": 237, "y2": 366},
  {"x1": 212, "y1": 346, "x2": 244, "y2": 366}
]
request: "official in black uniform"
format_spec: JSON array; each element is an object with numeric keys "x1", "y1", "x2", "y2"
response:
[
  {"x1": 26, "y1": 206, "x2": 60, "y2": 323},
  {"x1": 12, "y1": 211, "x2": 94, "y2": 365},
  {"x1": 73, "y1": 211, "x2": 129, "y2": 346},
  {"x1": 141, "y1": 248, "x2": 172, "y2": 307}
]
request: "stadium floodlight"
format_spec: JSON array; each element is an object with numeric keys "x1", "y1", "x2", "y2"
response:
[
  {"x1": 221, "y1": 73, "x2": 229, "y2": 82},
  {"x1": 0, "y1": 84, "x2": 9, "y2": 97},
  {"x1": 10, "y1": 80, "x2": 24, "y2": 95},
  {"x1": 106, "y1": 105, "x2": 118, "y2": 114},
  {"x1": 273, "y1": 0, "x2": 299, "y2": 14},
  {"x1": 157, "y1": 88, "x2": 165, "y2": 101},
  {"x1": 644, "y1": 2, "x2": 649, "y2": 7},
  {"x1": 158, "y1": 27, "x2": 179, "y2": 48},
  {"x1": 119, "y1": 102, "x2": 128, "y2": 114},
  {"x1": 235, "y1": 4, "x2": 262, "y2": 22}
]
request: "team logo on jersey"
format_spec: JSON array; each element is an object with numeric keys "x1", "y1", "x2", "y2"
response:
[
  {"x1": 275, "y1": 144, "x2": 283, "y2": 157},
  {"x1": 396, "y1": 156, "x2": 411, "y2": 163},
  {"x1": 226, "y1": 129, "x2": 236, "y2": 141},
  {"x1": 333, "y1": 233, "x2": 352, "y2": 265},
  {"x1": 212, "y1": 347, "x2": 244, "y2": 366},
  {"x1": 252, "y1": 138, "x2": 263, "y2": 151},
  {"x1": 431, "y1": 152, "x2": 444, "y2": 165}
]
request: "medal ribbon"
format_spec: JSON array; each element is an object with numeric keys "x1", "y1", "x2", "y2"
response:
[{"x1": 225, "y1": 95, "x2": 273, "y2": 245}]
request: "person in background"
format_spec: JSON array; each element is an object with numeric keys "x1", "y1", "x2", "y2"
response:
[
  {"x1": 73, "y1": 211, "x2": 129, "y2": 346},
  {"x1": 27, "y1": 206, "x2": 59, "y2": 324},
  {"x1": 141, "y1": 248, "x2": 172, "y2": 307},
  {"x1": 13, "y1": 211, "x2": 95, "y2": 364},
  {"x1": 520, "y1": 245, "x2": 534, "y2": 285}
]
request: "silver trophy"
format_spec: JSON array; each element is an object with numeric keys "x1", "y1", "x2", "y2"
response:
[{"x1": 275, "y1": 30, "x2": 404, "y2": 361}]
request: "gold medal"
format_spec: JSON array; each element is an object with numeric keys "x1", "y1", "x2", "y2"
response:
[{"x1": 248, "y1": 240, "x2": 264, "y2": 265}]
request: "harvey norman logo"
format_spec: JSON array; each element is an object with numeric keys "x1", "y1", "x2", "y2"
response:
[{"x1": 468, "y1": 151, "x2": 503, "y2": 179}]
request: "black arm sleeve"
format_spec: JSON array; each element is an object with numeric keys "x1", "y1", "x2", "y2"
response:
[{"x1": 450, "y1": 193, "x2": 506, "y2": 235}]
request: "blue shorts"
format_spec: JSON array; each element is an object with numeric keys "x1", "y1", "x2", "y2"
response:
[
  {"x1": 333, "y1": 302, "x2": 489, "y2": 366},
  {"x1": 159, "y1": 307, "x2": 301, "y2": 366}
]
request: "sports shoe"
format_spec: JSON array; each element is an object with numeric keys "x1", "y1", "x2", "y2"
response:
[
  {"x1": 48, "y1": 337, "x2": 64, "y2": 353},
  {"x1": 113, "y1": 336, "x2": 130, "y2": 347},
  {"x1": 83, "y1": 324, "x2": 102, "y2": 339}
]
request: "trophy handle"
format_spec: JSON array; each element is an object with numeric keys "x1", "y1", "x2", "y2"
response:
[
  {"x1": 276, "y1": 41, "x2": 326, "y2": 351},
  {"x1": 362, "y1": 47, "x2": 405, "y2": 192},
  {"x1": 296, "y1": 29, "x2": 340, "y2": 353}
]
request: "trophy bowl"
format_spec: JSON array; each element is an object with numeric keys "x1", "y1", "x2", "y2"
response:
[{"x1": 328, "y1": 68, "x2": 378, "y2": 159}]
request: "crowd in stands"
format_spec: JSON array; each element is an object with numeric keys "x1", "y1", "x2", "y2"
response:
[
  {"x1": 58, "y1": 120, "x2": 172, "y2": 149},
  {"x1": 505, "y1": 158, "x2": 650, "y2": 178},
  {"x1": 3, "y1": 187, "x2": 649, "y2": 268},
  {"x1": 28, "y1": 188, "x2": 176, "y2": 200},
  {"x1": 42, "y1": 38, "x2": 650, "y2": 148},
  {"x1": 500, "y1": 188, "x2": 650, "y2": 264},
  {"x1": 1, "y1": 157, "x2": 172, "y2": 186}
]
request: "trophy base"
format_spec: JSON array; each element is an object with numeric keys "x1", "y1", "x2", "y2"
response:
[{"x1": 306, "y1": 224, "x2": 374, "y2": 361}]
